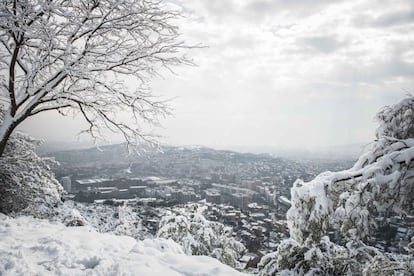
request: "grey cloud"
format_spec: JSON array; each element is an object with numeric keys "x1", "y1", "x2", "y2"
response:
[
  {"x1": 333, "y1": 58, "x2": 414, "y2": 85},
  {"x1": 244, "y1": 0, "x2": 343, "y2": 18},
  {"x1": 198, "y1": 0, "x2": 240, "y2": 22},
  {"x1": 179, "y1": 0, "x2": 346, "y2": 26},
  {"x1": 374, "y1": 9, "x2": 414, "y2": 27},
  {"x1": 225, "y1": 35, "x2": 255, "y2": 49},
  {"x1": 299, "y1": 36, "x2": 347, "y2": 54},
  {"x1": 271, "y1": 24, "x2": 297, "y2": 32},
  {"x1": 352, "y1": 7, "x2": 414, "y2": 28}
]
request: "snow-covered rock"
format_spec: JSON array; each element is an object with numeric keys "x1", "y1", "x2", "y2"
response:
[{"x1": 0, "y1": 214, "x2": 245, "y2": 276}]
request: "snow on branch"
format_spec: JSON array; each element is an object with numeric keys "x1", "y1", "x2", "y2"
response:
[
  {"x1": 156, "y1": 204, "x2": 246, "y2": 268},
  {"x1": 0, "y1": 0, "x2": 195, "y2": 156},
  {"x1": 287, "y1": 95, "x2": 414, "y2": 244}
]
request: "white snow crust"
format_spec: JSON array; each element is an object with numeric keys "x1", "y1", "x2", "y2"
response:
[{"x1": 0, "y1": 214, "x2": 245, "y2": 276}]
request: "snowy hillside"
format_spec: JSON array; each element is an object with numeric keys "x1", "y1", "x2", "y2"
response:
[{"x1": 0, "y1": 214, "x2": 245, "y2": 276}]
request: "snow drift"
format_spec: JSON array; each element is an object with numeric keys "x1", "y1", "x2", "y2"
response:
[{"x1": 0, "y1": 214, "x2": 245, "y2": 276}]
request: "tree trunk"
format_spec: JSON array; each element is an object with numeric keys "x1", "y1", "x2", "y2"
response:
[{"x1": 0, "y1": 119, "x2": 17, "y2": 158}]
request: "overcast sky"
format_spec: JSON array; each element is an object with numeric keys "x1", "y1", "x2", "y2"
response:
[{"x1": 20, "y1": 0, "x2": 414, "y2": 152}]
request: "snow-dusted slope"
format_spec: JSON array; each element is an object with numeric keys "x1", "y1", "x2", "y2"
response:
[{"x1": 0, "y1": 214, "x2": 245, "y2": 276}]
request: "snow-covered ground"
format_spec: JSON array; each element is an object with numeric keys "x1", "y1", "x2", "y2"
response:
[{"x1": 0, "y1": 214, "x2": 245, "y2": 276}]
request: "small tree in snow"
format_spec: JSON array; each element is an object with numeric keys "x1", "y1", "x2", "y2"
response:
[
  {"x1": 156, "y1": 204, "x2": 246, "y2": 268},
  {"x1": 0, "y1": 0, "x2": 192, "y2": 156},
  {"x1": 112, "y1": 203, "x2": 146, "y2": 239}
]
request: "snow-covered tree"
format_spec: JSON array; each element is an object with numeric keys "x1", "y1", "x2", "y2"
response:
[
  {"x1": 156, "y1": 204, "x2": 246, "y2": 268},
  {"x1": 260, "y1": 237, "x2": 414, "y2": 275},
  {"x1": 0, "y1": 0, "x2": 193, "y2": 156},
  {"x1": 56, "y1": 200, "x2": 151, "y2": 240},
  {"x1": 260, "y1": 96, "x2": 414, "y2": 275},
  {"x1": 287, "y1": 96, "x2": 414, "y2": 243},
  {"x1": 259, "y1": 237, "x2": 352, "y2": 275},
  {"x1": 112, "y1": 203, "x2": 147, "y2": 239},
  {"x1": 0, "y1": 108, "x2": 63, "y2": 213},
  {"x1": 363, "y1": 254, "x2": 414, "y2": 276}
]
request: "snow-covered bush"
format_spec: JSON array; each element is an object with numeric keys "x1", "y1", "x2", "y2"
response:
[
  {"x1": 288, "y1": 95, "x2": 414, "y2": 243},
  {"x1": 376, "y1": 96, "x2": 414, "y2": 140},
  {"x1": 55, "y1": 201, "x2": 151, "y2": 240},
  {"x1": 63, "y1": 209, "x2": 88, "y2": 227},
  {"x1": 259, "y1": 237, "x2": 383, "y2": 275},
  {"x1": 0, "y1": 108, "x2": 63, "y2": 214},
  {"x1": 113, "y1": 203, "x2": 147, "y2": 238},
  {"x1": 363, "y1": 254, "x2": 414, "y2": 276},
  {"x1": 259, "y1": 96, "x2": 414, "y2": 275},
  {"x1": 156, "y1": 204, "x2": 246, "y2": 268}
]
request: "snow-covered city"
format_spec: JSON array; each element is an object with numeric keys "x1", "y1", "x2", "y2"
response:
[{"x1": 1, "y1": 0, "x2": 414, "y2": 275}]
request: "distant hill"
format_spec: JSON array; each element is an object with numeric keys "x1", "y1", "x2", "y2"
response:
[
  {"x1": 36, "y1": 141, "x2": 97, "y2": 155},
  {"x1": 48, "y1": 143, "x2": 277, "y2": 168},
  {"x1": 212, "y1": 143, "x2": 366, "y2": 160},
  {"x1": 47, "y1": 143, "x2": 355, "y2": 183}
]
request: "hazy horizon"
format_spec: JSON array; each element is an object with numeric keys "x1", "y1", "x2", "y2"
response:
[{"x1": 36, "y1": 138, "x2": 366, "y2": 161}]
